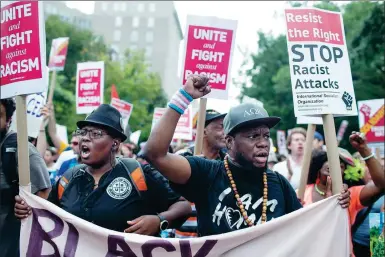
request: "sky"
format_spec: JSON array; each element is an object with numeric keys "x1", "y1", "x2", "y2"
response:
[{"x1": 65, "y1": 1, "x2": 291, "y2": 113}]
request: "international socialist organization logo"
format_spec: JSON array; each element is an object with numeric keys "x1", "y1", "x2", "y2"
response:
[{"x1": 106, "y1": 177, "x2": 132, "y2": 200}]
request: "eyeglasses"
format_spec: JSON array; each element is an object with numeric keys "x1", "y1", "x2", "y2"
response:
[{"x1": 75, "y1": 129, "x2": 107, "y2": 139}]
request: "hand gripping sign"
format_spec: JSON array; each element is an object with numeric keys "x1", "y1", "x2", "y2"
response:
[
  {"x1": 284, "y1": 8, "x2": 357, "y2": 117},
  {"x1": 1, "y1": 1, "x2": 47, "y2": 99}
]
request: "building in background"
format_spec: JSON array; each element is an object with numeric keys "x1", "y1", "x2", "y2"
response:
[
  {"x1": 43, "y1": 1, "x2": 92, "y2": 30},
  {"x1": 92, "y1": 1, "x2": 183, "y2": 99}
]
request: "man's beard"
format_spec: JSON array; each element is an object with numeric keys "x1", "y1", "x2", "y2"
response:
[{"x1": 234, "y1": 151, "x2": 267, "y2": 172}]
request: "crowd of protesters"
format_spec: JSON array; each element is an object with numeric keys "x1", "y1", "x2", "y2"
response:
[{"x1": 1, "y1": 75, "x2": 384, "y2": 257}]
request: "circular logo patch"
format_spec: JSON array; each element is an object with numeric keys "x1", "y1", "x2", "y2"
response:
[{"x1": 106, "y1": 177, "x2": 132, "y2": 200}]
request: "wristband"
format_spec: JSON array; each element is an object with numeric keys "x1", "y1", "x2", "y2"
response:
[
  {"x1": 168, "y1": 88, "x2": 193, "y2": 115},
  {"x1": 362, "y1": 153, "x2": 374, "y2": 161}
]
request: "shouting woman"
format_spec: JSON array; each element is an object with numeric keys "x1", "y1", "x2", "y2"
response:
[{"x1": 15, "y1": 104, "x2": 191, "y2": 236}]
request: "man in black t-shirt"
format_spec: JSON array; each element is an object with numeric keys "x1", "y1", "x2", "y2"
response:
[{"x1": 144, "y1": 75, "x2": 350, "y2": 236}]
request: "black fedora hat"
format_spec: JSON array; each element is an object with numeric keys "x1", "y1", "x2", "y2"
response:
[{"x1": 77, "y1": 104, "x2": 127, "y2": 141}]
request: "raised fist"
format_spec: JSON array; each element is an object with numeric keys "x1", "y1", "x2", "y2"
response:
[
  {"x1": 342, "y1": 92, "x2": 353, "y2": 110},
  {"x1": 182, "y1": 75, "x2": 211, "y2": 99},
  {"x1": 349, "y1": 131, "x2": 368, "y2": 152}
]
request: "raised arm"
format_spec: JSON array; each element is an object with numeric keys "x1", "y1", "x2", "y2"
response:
[
  {"x1": 36, "y1": 105, "x2": 50, "y2": 157},
  {"x1": 350, "y1": 132, "x2": 385, "y2": 206},
  {"x1": 143, "y1": 75, "x2": 211, "y2": 184},
  {"x1": 46, "y1": 104, "x2": 66, "y2": 151}
]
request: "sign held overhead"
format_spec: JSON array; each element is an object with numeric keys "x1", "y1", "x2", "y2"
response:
[
  {"x1": 284, "y1": 8, "x2": 357, "y2": 117},
  {"x1": 181, "y1": 15, "x2": 237, "y2": 100}
]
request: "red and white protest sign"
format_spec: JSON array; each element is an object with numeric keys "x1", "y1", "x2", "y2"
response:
[
  {"x1": 181, "y1": 15, "x2": 237, "y2": 100},
  {"x1": 0, "y1": 1, "x2": 47, "y2": 99},
  {"x1": 358, "y1": 99, "x2": 384, "y2": 143},
  {"x1": 48, "y1": 37, "x2": 69, "y2": 71},
  {"x1": 111, "y1": 98, "x2": 133, "y2": 120},
  {"x1": 76, "y1": 61, "x2": 104, "y2": 114},
  {"x1": 152, "y1": 107, "x2": 193, "y2": 140},
  {"x1": 111, "y1": 97, "x2": 133, "y2": 129},
  {"x1": 336, "y1": 120, "x2": 348, "y2": 142},
  {"x1": 284, "y1": 8, "x2": 357, "y2": 117}
]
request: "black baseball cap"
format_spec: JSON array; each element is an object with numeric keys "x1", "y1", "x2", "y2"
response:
[
  {"x1": 223, "y1": 103, "x2": 281, "y2": 135},
  {"x1": 205, "y1": 109, "x2": 227, "y2": 127},
  {"x1": 77, "y1": 104, "x2": 127, "y2": 141},
  {"x1": 194, "y1": 109, "x2": 227, "y2": 128}
]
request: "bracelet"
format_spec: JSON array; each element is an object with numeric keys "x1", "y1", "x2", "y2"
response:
[
  {"x1": 362, "y1": 153, "x2": 374, "y2": 161},
  {"x1": 168, "y1": 88, "x2": 193, "y2": 115},
  {"x1": 39, "y1": 130, "x2": 45, "y2": 133}
]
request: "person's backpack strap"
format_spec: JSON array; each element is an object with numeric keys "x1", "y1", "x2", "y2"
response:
[
  {"x1": 58, "y1": 164, "x2": 87, "y2": 200},
  {"x1": 119, "y1": 158, "x2": 148, "y2": 196}
]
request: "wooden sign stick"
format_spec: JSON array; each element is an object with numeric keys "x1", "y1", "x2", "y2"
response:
[
  {"x1": 15, "y1": 95, "x2": 31, "y2": 192},
  {"x1": 194, "y1": 98, "x2": 207, "y2": 155},
  {"x1": 297, "y1": 124, "x2": 316, "y2": 200},
  {"x1": 322, "y1": 114, "x2": 343, "y2": 194},
  {"x1": 47, "y1": 70, "x2": 57, "y2": 104}
]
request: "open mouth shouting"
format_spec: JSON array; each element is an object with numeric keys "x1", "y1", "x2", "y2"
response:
[
  {"x1": 254, "y1": 151, "x2": 269, "y2": 165},
  {"x1": 80, "y1": 144, "x2": 91, "y2": 159}
]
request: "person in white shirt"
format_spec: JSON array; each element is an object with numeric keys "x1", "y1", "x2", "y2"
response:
[{"x1": 273, "y1": 127, "x2": 306, "y2": 189}]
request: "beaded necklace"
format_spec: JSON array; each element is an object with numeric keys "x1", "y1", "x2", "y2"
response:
[
  {"x1": 224, "y1": 155, "x2": 268, "y2": 226},
  {"x1": 314, "y1": 184, "x2": 325, "y2": 196}
]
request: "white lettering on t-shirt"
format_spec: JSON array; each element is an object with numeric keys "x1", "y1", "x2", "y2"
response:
[{"x1": 212, "y1": 187, "x2": 278, "y2": 229}]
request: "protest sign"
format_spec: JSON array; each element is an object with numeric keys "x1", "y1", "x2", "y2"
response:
[
  {"x1": 111, "y1": 97, "x2": 133, "y2": 121},
  {"x1": 284, "y1": 8, "x2": 357, "y2": 117},
  {"x1": 56, "y1": 124, "x2": 68, "y2": 145},
  {"x1": 10, "y1": 92, "x2": 47, "y2": 138},
  {"x1": 297, "y1": 115, "x2": 323, "y2": 125},
  {"x1": 358, "y1": 99, "x2": 384, "y2": 144},
  {"x1": 76, "y1": 61, "x2": 104, "y2": 114},
  {"x1": 48, "y1": 37, "x2": 69, "y2": 71},
  {"x1": 276, "y1": 130, "x2": 288, "y2": 156},
  {"x1": 110, "y1": 97, "x2": 133, "y2": 130},
  {"x1": 9, "y1": 66, "x2": 49, "y2": 138},
  {"x1": 129, "y1": 130, "x2": 141, "y2": 145},
  {"x1": 1, "y1": 1, "x2": 47, "y2": 99},
  {"x1": 336, "y1": 120, "x2": 349, "y2": 143},
  {"x1": 19, "y1": 188, "x2": 349, "y2": 257},
  {"x1": 181, "y1": 15, "x2": 237, "y2": 100},
  {"x1": 367, "y1": 142, "x2": 384, "y2": 159},
  {"x1": 152, "y1": 107, "x2": 193, "y2": 140}
]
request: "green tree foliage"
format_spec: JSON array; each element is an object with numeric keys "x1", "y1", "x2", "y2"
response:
[
  {"x1": 238, "y1": 1, "x2": 384, "y2": 150},
  {"x1": 373, "y1": 235, "x2": 384, "y2": 257},
  {"x1": 103, "y1": 50, "x2": 167, "y2": 141},
  {"x1": 45, "y1": 16, "x2": 167, "y2": 141}
]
